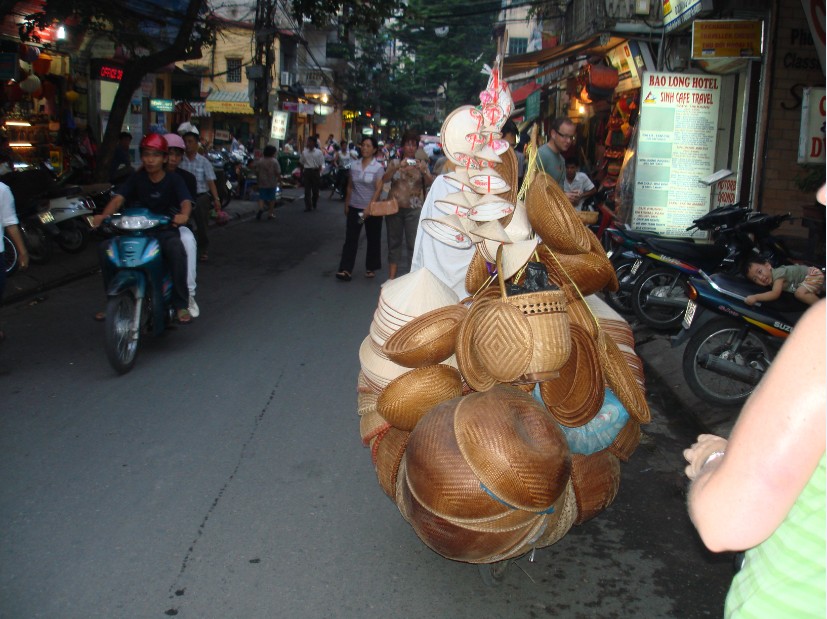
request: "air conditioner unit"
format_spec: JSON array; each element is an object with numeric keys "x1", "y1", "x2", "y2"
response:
[{"x1": 280, "y1": 71, "x2": 293, "y2": 87}]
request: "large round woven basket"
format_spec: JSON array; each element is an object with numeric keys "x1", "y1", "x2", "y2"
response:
[
  {"x1": 598, "y1": 331, "x2": 651, "y2": 424},
  {"x1": 377, "y1": 364, "x2": 463, "y2": 432},
  {"x1": 453, "y1": 386, "x2": 571, "y2": 512},
  {"x1": 525, "y1": 172, "x2": 591, "y2": 255},
  {"x1": 538, "y1": 325, "x2": 605, "y2": 427},
  {"x1": 569, "y1": 450, "x2": 621, "y2": 525},
  {"x1": 373, "y1": 426, "x2": 410, "y2": 500},
  {"x1": 382, "y1": 304, "x2": 468, "y2": 368},
  {"x1": 566, "y1": 296, "x2": 600, "y2": 338},
  {"x1": 542, "y1": 247, "x2": 616, "y2": 297},
  {"x1": 532, "y1": 479, "x2": 578, "y2": 548},
  {"x1": 456, "y1": 297, "x2": 499, "y2": 392},
  {"x1": 471, "y1": 299, "x2": 534, "y2": 383}
]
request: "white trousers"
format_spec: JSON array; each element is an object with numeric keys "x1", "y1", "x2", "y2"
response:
[{"x1": 179, "y1": 226, "x2": 197, "y2": 296}]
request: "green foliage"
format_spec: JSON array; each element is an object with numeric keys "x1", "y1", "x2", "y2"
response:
[
  {"x1": 291, "y1": 0, "x2": 404, "y2": 33},
  {"x1": 795, "y1": 164, "x2": 826, "y2": 194}
]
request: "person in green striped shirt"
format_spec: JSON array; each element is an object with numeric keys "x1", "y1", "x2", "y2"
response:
[{"x1": 683, "y1": 299, "x2": 826, "y2": 618}]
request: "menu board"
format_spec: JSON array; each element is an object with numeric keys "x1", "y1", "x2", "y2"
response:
[{"x1": 632, "y1": 71, "x2": 721, "y2": 236}]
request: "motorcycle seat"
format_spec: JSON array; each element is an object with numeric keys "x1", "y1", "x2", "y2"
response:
[
  {"x1": 708, "y1": 273, "x2": 810, "y2": 317},
  {"x1": 645, "y1": 238, "x2": 727, "y2": 266}
]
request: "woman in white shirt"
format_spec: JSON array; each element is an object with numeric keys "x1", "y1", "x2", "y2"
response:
[{"x1": 335, "y1": 137, "x2": 384, "y2": 281}]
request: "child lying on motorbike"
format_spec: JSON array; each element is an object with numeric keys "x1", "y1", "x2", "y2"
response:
[
  {"x1": 92, "y1": 134, "x2": 194, "y2": 324},
  {"x1": 743, "y1": 256, "x2": 825, "y2": 307}
]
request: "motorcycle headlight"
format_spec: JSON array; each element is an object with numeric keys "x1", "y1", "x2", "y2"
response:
[{"x1": 114, "y1": 215, "x2": 161, "y2": 230}]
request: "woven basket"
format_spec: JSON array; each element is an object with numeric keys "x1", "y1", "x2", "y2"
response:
[
  {"x1": 586, "y1": 228, "x2": 619, "y2": 292},
  {"x1": 382, "y1": 304, "x2": 467, "y2": 368},
  {"x1": 498, "y1": 148, "x2": 519, "y2": 207},
  {"x1": 598, "y1": 331, "x2": 651, "y2": 424},
  {"x1": 569, "y1": 450, "x2": 621, "y2": 524},
  {"x1": 465, "y1": 247, "x2": 492, "y2": 296},
  {"x1": 533, "y1": 479, "x2": 578, "y2": 549},
  {"x1": 454, "y1": 386, "x2": 571, "y2": 512},
  {"x1": 456, "y1": 297, "x2": 499, "y2": 392},
  {"x1": 538, "y1": 325, "x2": 605, "y2": 427},
  {"x1": 566, "y1": 296, "x2": 600, "y2": 339},
  {"x1": 377, "y1": 364, "x2": 463, "y2": 432},
  {"x1": 525, "y1": 172, "x2": 591, "y2": 255},
  {"x1": 359, "y1": 408, "x2": 391, "y2": 444},
  {"x1": 373, "y1": 426, "x2": 411, "y2": 500},
  {"x1": 405, "y1": 398, "x2": 510, "y2": 520},
  {"x1": 543, "y1": 247, "x2": 615, "y2": 297},
  {"x1": 471, "y1": 297, "x2": 533, "y2": 383},
  {"x1": 577, "y1": 210, "x2": 599, "y2": 225},
  {"x1": 607, "y1": 419, "x2": 641, "y2": 462}
]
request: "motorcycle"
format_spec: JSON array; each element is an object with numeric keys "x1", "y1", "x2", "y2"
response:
[
  {"x1": 100, "y1": 207, "x2": 179, "y2": 374},
  {"x1": 674, "y1": 269, "x2": 809, "y2": 406}
]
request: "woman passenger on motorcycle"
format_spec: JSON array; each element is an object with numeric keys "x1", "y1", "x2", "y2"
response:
[{"x1": 92, "y1": 134, "x2": 194, "y2": 324}]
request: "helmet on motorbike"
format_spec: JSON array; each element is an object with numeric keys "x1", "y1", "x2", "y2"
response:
[
  {"x1": 139, "y1": 133, "x2": 168, "y2": 154},
  {"x1": 163, "y1": 133, "x2": 186, "y2": 151}
]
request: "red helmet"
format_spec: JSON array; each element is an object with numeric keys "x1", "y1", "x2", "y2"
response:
[{"x1": 139, "y1": 133, "x2": 168, "y2": 154}]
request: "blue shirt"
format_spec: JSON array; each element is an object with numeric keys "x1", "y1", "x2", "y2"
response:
[{"x1": 115, "y1": 169, "x2": 192, "y2": 216}]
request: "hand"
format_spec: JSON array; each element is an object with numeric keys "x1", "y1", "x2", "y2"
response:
[
  {"x1": 745, "y1": 295, "x2": 757, "y2": 306},
  {"x1": 683, "y1": 434, "x2": 728, "y2": 481},
  {"x1": 213, "y1": 197, "x2": 222, "y2": 210},
  {"x1": 172, "y1": 213, "x2": 189, "y2": 226},
  {"x1": 92, "y1": 213, "x2": 106, "y2": 229},
  {"x1": 18, "y1": 253, "x2": 29, "y2": 271}
]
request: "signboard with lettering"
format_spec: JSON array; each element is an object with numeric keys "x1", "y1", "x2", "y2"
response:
[
  {"x1": 632, "y1": 72, "x2": 721, "y2": 236},
  {"x1": 606, "y1": 41, "x2": 653, "y2": 92},
  {"x1": 91, "y1": 59, "x2": 125, "y2": 82},
  {"x1": 214, "y1": 129, "x2": 231, "y2": 142},
  {"x1": 798, "y1": 87, "x2": 826, "y2": 164},
  {"x1": 282, "y1": 101, "x2": 316, "y2": 114},
  {"x1": 525, "y1": 90, "x2": 540, "y2": 122},
  {"x1": 270, "y1": 111, "x2": 289, "y2": 140},
  {"x1": 149, "y1": 99, "x2": 175, "y2": 112},
  {"x1": 662, "y1": 0, "x2": 712, "y2": 33},
  {"x1": 691, "y1": 20, "x2": 764, "y2": 59}
]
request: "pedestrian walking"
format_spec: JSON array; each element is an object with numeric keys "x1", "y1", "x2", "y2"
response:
[
  {"x1": 300, "y1": 136, "x2": 324, "y2": 211},
  {"x1": 382, "y1": 129, "x2": 433, "y2": 280},
  {"x1": 178, "y1": 123, "x2": 222, "y2": 262},
  {"x1": 249, "y1": 145, "x2": 282, "y2": 220},
  {"x1": 0, "y1": 177, "x2": 29, "y2": 342},
  {"x1": 335, "y1": 136, "x2": 384, "y2": 281}
]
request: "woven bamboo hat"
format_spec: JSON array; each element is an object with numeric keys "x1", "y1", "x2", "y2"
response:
[
  {"x1": 570, "y1": 450, "x2": 621, "y2": 525},
  {"x1": 543, "y1": 247, "x2": 616, "y2": 297},
  {"x1": 454, "y1": 386, "x2": 571, "y2": 512},
  {"x1": 359, "y1": 336, "x2": 412, "y2": 389},
  {"x1": 468, "y1": 220, "x2": 510, "y2": 245},
  {"x1": 498, "y1": 148, "x2": 519, "y2": 205},
  {"x1": 526, "y1": 172, "x2": 591, "y2": 255},
  {"x1": 467, "y1": 194, "x2": 515, "y2": 222},
  {"x1": 465, "y1": 247, "x2": 493, "y2": 296},
  {"x1": 565, "y1": 296, "x2": 599, "y2": 339},
  {"x1": 372, "y1": 426, "x2": 410, "y2": 500},
  {"x1": 381, "y1": 268, "x2": 460, "y2": 317},
  {"x1": 480, "y1": 238, "x2": 539, "y2": 280},
  {"x1": 382, "y1": 304, "x2": 468, "y2": 368},
  {"x1": 443, "y1": 168, "x2": 477, "y2": 193},
  {"x1": 587, "y1": 228, "x2": 619, "y2": 292},
  {"x1": 455, "y1": 295, "x2": 499, "y2": 391},
  {"x1": 421, "y1": 214, "x2": 477, "y2": 249},
  {"x1": 377, "y1": 364, "x2": 463, "y2": 432},
  {"x1": 607, "y1": 419, "x2": 641, "y2": 462},
  {"x1": 405, "y1": 397, "x2": 512, "y2": 520},
  {"x1": 359, "y1": 407, "x2": 391, "y2": 445},
  {"x1": 597, "y1": 331, "x2": 651, "y2": 424},
  {"x1": 532, "y1": 479, "x2": 578, "y2": 550},
  {"x1": 538, "y1": 324, "x2": 605, "y2": 427}
]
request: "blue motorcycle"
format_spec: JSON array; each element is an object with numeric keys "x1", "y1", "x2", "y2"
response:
[{"x1": 101, "y1": 208, "x2": 176, "y2": 374}]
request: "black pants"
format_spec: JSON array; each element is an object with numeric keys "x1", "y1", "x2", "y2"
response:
[
  {"x1": 303, "y1": 168, "x2": 320, "y2": 210},
  {"x1": 191, "y1": 193, "x2": 211, "y2": 253},
  {"x1": 338, "y1": 207, "x2": 382, "y2": 274},
  {"x1": 99, "y1": 229, "x2": 189, "y2": 311}
]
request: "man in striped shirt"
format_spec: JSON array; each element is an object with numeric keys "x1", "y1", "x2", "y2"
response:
[{"x1": 179, "y1": 125, "x2": 221, "y2": 262}]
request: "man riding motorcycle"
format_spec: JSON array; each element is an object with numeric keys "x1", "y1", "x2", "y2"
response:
[{"x1": 93, "y1": 134, "x2": 194, "y2": 324}]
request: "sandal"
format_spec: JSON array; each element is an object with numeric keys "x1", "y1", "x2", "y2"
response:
[
  {"x1": 335, "y1": 271, "x2": 352, "y2": 282},
  {"x1": 176, "y1": 308, "x2": 193, "y2": 324},
  {"x1": 365, "y1": 271, "x2": 376, "y2": 278}
]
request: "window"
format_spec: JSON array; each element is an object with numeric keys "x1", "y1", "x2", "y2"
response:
[
  {"x1": 509, "y1": 37, "x2": 528, "y2": 56},
  {"x1": 226, "y1": 57, "x2": 242, "y2": 83}
]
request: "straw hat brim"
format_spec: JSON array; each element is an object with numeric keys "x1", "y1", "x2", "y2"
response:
[
  {"x1": 597, "y1": 331, "x2": 651, "y2": 424},
  {"x1": 465, "y1": 247, "x2": 493, "y2": 297},
  {"x1": 381, "y1": 268, "x2": 460, "y2": 317},
  {"x1": 570, "y1": 450, "x2": 621, "y2": 525},
  {"x1": 455, "y1": 297, "x2": 498, "y2": 392},
  {"x1": 468, "y1": 166, "x2": 510, "y2": 195},
  {"x1": 377, "y1": 364, "x2": 463, "y2": 432},
  {"x1": 421, "y1": 215, "x2": 476, "y2": 249},
  {"x1": 382, "y1": 304, "x2": 468, "y2": 368}
]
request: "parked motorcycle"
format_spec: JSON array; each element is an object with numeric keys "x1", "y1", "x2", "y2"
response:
[
  {"x1": 674, "y1": 270, "x2": 809, "y2": 406},
  {"x1": 100, "y1": 208, "x2": 179, "y2": 374}
]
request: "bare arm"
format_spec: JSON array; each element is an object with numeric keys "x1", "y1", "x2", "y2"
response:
[
  {"x1": 685, "y1": 300, "x2": 826, "y2": 551},
  {"x1": 206, "y1": 180, "x2": 221, "y2": 211},
  {"x1": 92, "y1": 193, "x2": 125, "y2": 227},
  {"x1": 344, "y1": 173, "x2": 353, "y2": 216},
  {"x1": 382, "y1": 160, "x2": 399, "y2": 182},
  {"x1": 745, "y1": 278, "x2": 785, "y2": 305},
  {"x1": 5, "y1": 224, "x2": 28, "y2": 270}
]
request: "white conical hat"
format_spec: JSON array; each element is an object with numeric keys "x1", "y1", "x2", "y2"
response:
[
  {"x1": 468, "y1": 220, "x2": 511, "y2": 244},
  {"x1": 443, "y1": 168, "x2": 477, "y2": 192},
  {"x1": 467, "y1": 193, "x2": 515, "y2": 222},
  {"x1": 467, "y1": 166, "x2": 510, "y2": 195},
  {"x1": 503, "y1": 199, "x2": 533, "y2": 241},
  {"x1": 380, "y1": 268, "x2": 460, "y2": 316},
  {"x1": 499, "y1": 238, "x2": 540, "y2": 280},
  {"x1": 421, "y1": 214, "x2": 477, "y2": 249}
]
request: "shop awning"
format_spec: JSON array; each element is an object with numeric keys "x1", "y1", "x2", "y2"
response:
[
  {"x1": 503, "y1": 35, "x2": 626, "y2": 79},
  {"x1": 205, "y1": 90, "x2": 254, "y2": 114},
  {"x1": 510, "y1": 81, "x2": 542, "y2": 104}
]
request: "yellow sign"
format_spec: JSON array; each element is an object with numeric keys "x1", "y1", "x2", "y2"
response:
[
  {"x1": 692, "y1": 20, "x2": 763, "y2": 59},
  {"x1": 205, "y1": 100, "x2": 254, "y2": 114}
]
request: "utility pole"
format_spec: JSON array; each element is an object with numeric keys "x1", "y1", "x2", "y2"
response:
[{"x1": 252, "y1": 0, "x2": 276, "y2": 150}]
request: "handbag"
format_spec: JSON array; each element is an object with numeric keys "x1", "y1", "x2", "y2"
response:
[{"x1": 366, "y1": 197, "x2": 399, "y2": 217}]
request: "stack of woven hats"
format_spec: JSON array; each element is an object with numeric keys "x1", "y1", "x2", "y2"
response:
[{"x1": 357, "y1": 63, "x2": 650, "y2": 564}]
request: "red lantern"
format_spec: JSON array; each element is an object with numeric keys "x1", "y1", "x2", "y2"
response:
[{"x1": 32, "y1": 53, "x2": 53, "y2": 75}]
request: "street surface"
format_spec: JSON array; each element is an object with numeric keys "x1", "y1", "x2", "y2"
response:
[{"x1": 1, "y1": 190, "x2": 734, "y2": 618}]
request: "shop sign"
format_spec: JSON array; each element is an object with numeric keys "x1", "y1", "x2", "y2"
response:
[
  {"x1": 606, "y1": 41, "x2": 652, "y2": 92},
  {"x1": 525, "y1": 90, "x2": 540, "y2": 122},
  {"x1": 632, "y1": 71, "x2": 721, "y2": 236},
  {"x1": 214, "y1": 130, "x2": 231, "y2": 141},
  {"x1": 91, "y1": 60, "x2": 124, "y2": 82},
  {"x1": 798, "y1": 87, "x2": 826, "y2": 164},
  {"x1": 801, "y1": 0, "x2": 826, "y2": 73},
  {"x1": 662, "y1": 0, "x2": 712, "y2": 33},
  {"x1": 205, "y1": 100, "x2": 254, "y2": 114},
  {"x1": 149, "y1": 98, "x2": 175, "y2": 112},
  {"x1": 691, "y1": 20, "x2": 763, "y2": 59},
  {"x1": 270, "y1": 111, "x2": 289, "y2": 140},
  {"x1": 282, "y1": 101, "x2": 316, "y2": 114}
]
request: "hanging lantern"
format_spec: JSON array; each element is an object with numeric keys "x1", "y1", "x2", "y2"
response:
[
  {"x1": 20, "y1": 74, "x2": 41, "y2": 94},
  {"x1": 32, "y1": 53, "x2": 53, "y2": 75},
  {"x1": 65, "y1": 89, "x2": 80, "y2": 103},
  {"x1": 18, "y1": 44, "x2": 41, "y2": 62}
]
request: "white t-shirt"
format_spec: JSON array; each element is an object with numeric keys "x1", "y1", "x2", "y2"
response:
[
  {"x1": 563, "y1": 171, "x2": 595, "y2": 210},
  {"x1": 0, "y1": 182, "x2": 19, "y2": 253},
  {"x1": 410, "y1": 175, "x2": 475, "y2": 299}
]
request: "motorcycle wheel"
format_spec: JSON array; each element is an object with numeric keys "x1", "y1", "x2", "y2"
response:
[
  {"x1": 603, "y1": 258, "x2": 636, "y2": 314},
  {"x1": 23, "y1": 226, "x2": 53, "y2": 265},
  {"x1": 3, "y1": 233, "x2": 19, "y2": 276},
  {"x1": 631, "y1": 267, "x2": 688, "y2": 330},
  {"x1": 56, "y1": 219, "x2": 90, "y2": 254},
  {"x1": 105, "y1": 292, "x2": 141, "y2": 374},
  {"x1": 682, "y1": 317, "x2": 773, "y2": 407}
]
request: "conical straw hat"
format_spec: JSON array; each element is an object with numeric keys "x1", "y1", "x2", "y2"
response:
[
  {"x1": 468, "y1": 194, "x2": 515, "y2": 222},
  {"x1": 381, "y1": 268, "x2": 460, "y2": 317},
  {"x1": 503, "y1": 199, "x2": 532, "y2": 241},
  {"x1": 443, "y1": 168, "x2": 476, "y2": 193},
  {"x1": 382, "y1": 304, "x2": 468, "y2": 368},
  {"x1": 467, "y1": 166, "x2": 510, "y2": 195},
  {"x1": 377, "y1": 365, "x2": 463, "y2": 432},
  {"x1": 359, "y1": 336, "x2": 410, "y2": 388},
  {"x1": 421, "y1": 215, "x2": 476, "y2": 249},
  {"x1": 480, "y1": 238, "x2": 538, "y2": 280},
  {"x1": 468, "y1": 220, "x2": 510, "y2": 244},
  {"x1": 526, "y1": 172, "x2": 591, "y2": 254}
]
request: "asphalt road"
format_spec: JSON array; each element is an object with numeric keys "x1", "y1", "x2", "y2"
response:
[{"x1": 0, "y1": 192, "x2": 734, "y2": 618}]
